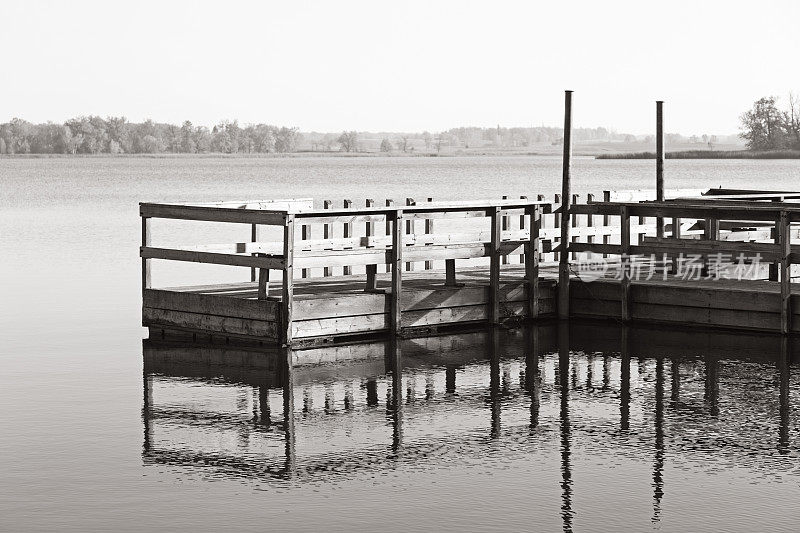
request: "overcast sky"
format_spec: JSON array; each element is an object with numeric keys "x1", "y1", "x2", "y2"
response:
[{"x1": 2, "y1": 0, "x2": 799, "y2": 134}]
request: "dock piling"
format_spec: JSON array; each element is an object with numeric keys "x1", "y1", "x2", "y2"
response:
[
  {"x1": 558, "y1": 90, "x2": 574, "y2": 319},
  {"x1": 656, "y1": 101, "x2": 665, "y2": 239}
]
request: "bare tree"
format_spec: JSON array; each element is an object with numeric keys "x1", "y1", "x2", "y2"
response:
[{"x1": 337, "y1": 131, "x2": 358, "y2": 152}]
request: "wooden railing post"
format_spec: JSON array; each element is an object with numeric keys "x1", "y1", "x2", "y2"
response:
[
  {"x1": 519, "y1": 196, "x2": 528, "y2": 265},
  {"x1": 343, "y1": 199, "x2": 352, "y2": 275},
  {"x1": 779, "y1": 211, "x2": 792, "y2": 334},
  {"x1": 671, "y1": 214, "x2": 682, "y2": 275},
  {"x1": 489, "y1": 206, "x2": 502, "y2": 325},
  {"x1": 142, "y1": 216, "x2": 151, "y2": 293},
  {"x1": 424, "y1": 197, "x2": 434, "y2": 270},
  {"x1": 282, "y1": 215, "x2": 295, "y2": 346},
  {"x1": 526, "y1": 204, "x2": 541, "y2": 319},
  {"x1": 323, "y1": 200, "x2": 332, "y2": 277},
  {"x1": 620, "y1": 206, "x2": 632, "y2": 322},
  {"x1": 390, "y1": 209, "x2": 403, "y2": 335},
  {"x1": 250, "y1": 223, "x2": 258, "y2": 282},
  {"x1": 702, "y1": 217, "x2": 719, "y2": 277},
  {"x1": 301, "y1": 221, "x2": 310, "y2": 279},
  {"x1": 385, "y1": 199, "x2": 394, "y2": 274},
  {"x1": 558, "y1": 89, "x2": 573, "y2": 320},
  {"x1": 405, "y1": 198, "x2": 415, "y2": 272},
  {"x1": 365, "y1": 199, "x2": 378, "y2": 292},
  {"x1": 501, "y1": 196, "x2": 509, "y2": 265}
]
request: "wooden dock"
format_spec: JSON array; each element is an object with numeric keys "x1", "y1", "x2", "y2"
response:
[{"x1": 140, "y1": 188, "x2": 800, "y2": 348}]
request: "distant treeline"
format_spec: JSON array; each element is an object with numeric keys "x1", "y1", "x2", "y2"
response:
[
  {"x1": 0, "y1": 115, "x2": 733, "y2": 155},
  {"x1": 596, "y1": 150, "x2": 800, "y2": 160},
  {"x1": 0, "y1": 117, "x2": 301, "y2": 155}
]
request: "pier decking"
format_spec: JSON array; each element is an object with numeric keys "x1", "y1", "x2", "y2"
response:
[{"x1": 140, "y1": 189, "x2": 800, "y2": 348}]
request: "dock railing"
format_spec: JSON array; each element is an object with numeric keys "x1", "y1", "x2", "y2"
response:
[
  {"x1": 570, "y1": 199, "x2": 798, "y2": 333},
  {"x1": 141, "y1": 198, "x2": 558, "y2": 345}
]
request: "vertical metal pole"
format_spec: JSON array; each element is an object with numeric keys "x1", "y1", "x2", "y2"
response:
[
  {"x1": 558, "y1": 90, "x2": 573, "y2": 319},
  {"x1": 656, "y1": 100, "x2": 665, "y2": 239}
]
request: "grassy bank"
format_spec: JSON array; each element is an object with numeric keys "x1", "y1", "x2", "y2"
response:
[{"x1": 596, "y1": 150, "x2": 800, "y2": 160}]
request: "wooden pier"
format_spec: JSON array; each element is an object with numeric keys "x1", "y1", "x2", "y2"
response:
[{"x1": 140, "y1": 188, "x2": 800, "y2": 348}]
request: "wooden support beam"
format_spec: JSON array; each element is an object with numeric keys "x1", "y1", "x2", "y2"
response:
[
  {"x1": 444, "y1": 259, "x2": 461, "y2": 287},
  {"x1": 620, "y1": 206, "x2": 632, "y2": 322},
  {"x1": 257, "y1": 262, "x2": 270, "y2": 300},
  {"x1": 301, "y1": 220, "x2": 311, "y2": 279},
  {"x1": 671, "y1": 213, "x2": 682, "y2": 274},
  {"x1": 323, "y1": 200, "x2": 332, "y2": 277},
  {"x1": 343, "y1": 199, "x2": 352, "y2": 275},
  {"x1": 281, "y1": 215, "x2": 295, "y2": 346},
  {"x1": 142, "y1": 217, "x2": 151, "y2": 292},
  {"x1": 519, "y1": 196, "x2": 528, "y2": 265},
  {"x1": 250, "y1": 223, "x2": 257, "y2": 282},
  {"x1": 526, "y1": 205, "x2": 541, "y2": 319},
  {"x1": 489, "y1": 206, "x2": 502, "y2": 325},
  {"x1": 780, "y1": 211, "x2": 792, "y2": 334},
  {"x1": 364, "y1": 199, "x2": 380, "y2": 292},
  {"x1": 406, "y1": 198, "x2": 415, "y2": 272},
  {"x1": 425, "y1": 197, "x2": 434, "y2": 270},
  {"x1": 390, "y1": 209, "x2": 403, "y2": 335},
  {"x1": 385, "y1": 199, "x2": 394, "y2": 274},
  {"x1": 502, "y1": 196, "x2": 509, "y2": 265}
]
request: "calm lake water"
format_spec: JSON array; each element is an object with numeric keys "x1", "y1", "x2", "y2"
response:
[{"x1": 2, "y1": 155, "x2": 800, "y2": 532}]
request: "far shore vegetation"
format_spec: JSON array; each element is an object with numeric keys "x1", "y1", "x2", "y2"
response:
[{"x1": 1, "y1": 93, "x2": 797, "y2": 158}]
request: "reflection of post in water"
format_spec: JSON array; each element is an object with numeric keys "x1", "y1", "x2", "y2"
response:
[
  {"x1": 704, "y1": 354, "x2": 719, "y2": 417},
  {"x1": 489, "y1": 329, "x2": 501, "y2": 439},
  {"x1": 652, "y1": 356, "x2": 665, "y2": 525},
  {"x1": 445, "y1": 365, "x2": 457, "y2": 395},
  {"x1": 585, "y1": 352, "x2": 594, "y2": 390},
  {"x1": 670, "y1": 358, "x2": 680, "y2": 406},
  {"x1": 620, "y1": 326, "x2": 631, "y2": 431},
  {"x1": 279, "y1": 349, "x2": 296, "y2": 479},
  {"x1": 602, "y1": 354, "x2": 610, "y2": 392},
  {"x1": 524, "y1": 326, "x2": 541, "y2": 430},
  {"x1": 142, "y1": 372, "x2": 152, "y2": 453},
  {"x1": 558, "y1": 322, "x2": 574, "y2": 533},
  {"x1": 366, "y1": 378, "x2": 379, "y2": 406},
  {"x1": 258, "y1": 385, "x2": 271, "y2": 427},
  {"x1": 387, "y1": 339, "x2": 403, "y2": 455},
  {"x1": 778, "y1": 337, "x2": 790, "y2": 454}
]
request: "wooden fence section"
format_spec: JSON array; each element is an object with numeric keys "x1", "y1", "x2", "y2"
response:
[
  {"x1": 141, "y1": 198, "x2": 559, "y2": 347},
  {"x1": 569, "y1": 200, "x2": 798, "y2": 333}
]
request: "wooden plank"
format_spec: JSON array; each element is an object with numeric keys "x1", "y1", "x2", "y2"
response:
[
  {"x1": 402, "y1": 301, "x2": 527, "y2": 328},
  {"x1": 390, "y1": 209, "x2": 403, "y2": 334},
  {"x1": 139, "y1": 203, "x2": 286, "y2": 225},
  {"x1": 143, "y1": 307, "x2": 279, "y2": 339},
  {"x1": 144, "y1": 288, "x2": 280, "y2": 319},
  {"x1": 257, "y1": 265, "x2": 270, "y2": 300},
  {"x1": 323, "y1": 200, "x2": 332, "y2": 277},
  {"x1": 141, "y1": 246, "x2": 285, "y2": 269},
  {"x1": 569, "y1": 240, "x2": 782, "y2": 262},
  {"x1": 294, "y1": 293, "x2": 388, "y2": 320},
  {"x1": 282, "y1": 215, "x2": 295, "y2": 346},
  {"x1": 489, "y1": 206, "x2": 502, "y2": 324},
  {"x1": 292, "y1": 314, "x2": 388, "y2": 338}
]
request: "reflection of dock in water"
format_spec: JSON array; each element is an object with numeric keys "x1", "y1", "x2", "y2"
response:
[{"x1": 143, "y1": 322, "x2": 795, "y2": 528}]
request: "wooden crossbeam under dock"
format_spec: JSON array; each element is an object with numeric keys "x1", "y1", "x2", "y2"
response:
[{"x1": 141, "y1": 190, "x2": 800, "y2": 346}]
